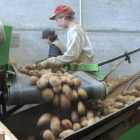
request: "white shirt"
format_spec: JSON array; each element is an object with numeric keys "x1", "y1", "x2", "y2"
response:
[{"x1": 47, "y1": 21, "x2": 94, "y2": 67}]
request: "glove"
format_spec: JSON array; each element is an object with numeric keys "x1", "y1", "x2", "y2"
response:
[{"x1": 35, "y1": 60, "x2": 48, "y2": 70}]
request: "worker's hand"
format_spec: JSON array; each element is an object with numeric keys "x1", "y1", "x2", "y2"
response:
[{"x1": 35, "y1": 60, "x2": 48, "y2": 70}]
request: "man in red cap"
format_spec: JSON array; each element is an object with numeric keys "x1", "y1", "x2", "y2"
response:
[
  {"x1": 49, "y1": 5, "x2": 73, "y2": 20},
  {"x1": 35, "y1": 5, "x2": 94, "y2": 70}
]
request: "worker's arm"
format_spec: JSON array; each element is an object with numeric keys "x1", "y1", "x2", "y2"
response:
[{"x1": 35, "y1": 44, "x2": 62, "y2": 65}]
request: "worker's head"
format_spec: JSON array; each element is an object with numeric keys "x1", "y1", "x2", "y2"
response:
[
  {"x1": 49, "y1": 5, "x2": 75, "y2": 28},
  {"x1": 41, "y1": 29, "x2": 58, "y2": 45}
]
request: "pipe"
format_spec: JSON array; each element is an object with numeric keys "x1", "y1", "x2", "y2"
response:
[{"x1": 79, "y1": 0, "x2": 82, "y2": 26}]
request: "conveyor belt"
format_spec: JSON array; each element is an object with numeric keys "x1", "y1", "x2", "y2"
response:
[{"x1": 8, "y1": 67, "x2": 107, "y2": 105}]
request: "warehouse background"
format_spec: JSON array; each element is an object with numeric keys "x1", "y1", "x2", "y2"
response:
[{"x1": 0, "y1": 0, "x2": 140, "y2": 77}]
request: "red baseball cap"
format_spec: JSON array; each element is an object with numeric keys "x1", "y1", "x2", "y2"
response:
[{"x1": 49, "y1": 5, "x2": 73, "y2": 20}]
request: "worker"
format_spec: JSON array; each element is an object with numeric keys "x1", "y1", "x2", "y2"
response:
[
  {"x1": 35, "y1": 5, "x2": 94, "y2": 70},
  {"x1": 35, "y1": 28, "x2": 66, "y2": 65}
]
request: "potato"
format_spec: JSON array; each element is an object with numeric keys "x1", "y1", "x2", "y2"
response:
[
  {"x1": 88, "y1": 117, "x2": 95, "y2": 125},
  {"x1": 56, "y1": 70, "x2": 63, "y2": 74},
  {"x1": 61, "y1": 76, "x2": 66, "y2": 79},
  {"x1": 95, "y1": 111, "x2": 101, "y2": 117},
  {"x1": 129, "y1": 89, "x2": 140, "y2": 97},
  {"x1": 73, "y1": 123, "x2": 81, "y2": 131},
  {"x1": 37, "y1": 113, "x2": 52, "y2": 126},
  {"x1": 86, "y1": 110, "x2": 95, "y2": 119},
  {"x1": 122, "y1": 90, "x2": 130, "y2": 96},
  {"x1": 25, "y1": 64, "x2": 35, "y2": 70},
  {"x1": 64, "y1": 72, "x2": 69, "y2": 76},
  {"x1": 103, "y1": 108, "x2": 111, "y2": 116},
  {"x1": 37, "y1": 78, "x2": 48, "y2": 89},
  {"x1": 113, "y1": 102, "x2": 124, "y2": 109},
  {"x1": 67, "y1": 75, "x2": 75, "y2": 80},
  {"x1": 100, "y1": 115, "x2": 105, "y2": 119},
  {"x1": 102, "y1": 103, "x2": 110, "y2": 109},
  {"x1": 34, "y1": 69, "x2": 39, "y2": 73},
  {"x1": 20, "y1": 68, "x2": 29, "y2": 75},
  {"x1": 77, "y1": 88, "x2": 88, "y2": 100},
  {"x1": 53, "y1": 85, "x2": 61, "y2": 93},
  {"x1": 51, "y1": 67, "x2": 60, "y2": 73},
  {"x1": 49, "y1": 76, "x2": 61, "y2": 87},
  {"x1": 27, "y1": 136, "x2": 35, "y2": 140},
  {"x1": 96, "y1": 100, "x2": 103, "y2": 104},
  {"x1": 123, "y1": 95, "x2": 130, "y2": 100},
  {"x1": 71, "y1": 111, "x2": 79, "y2": 123},
  {"x1": 103, "y1": 99, "x2": 115, "y2": 106},
  {"x1": 71, "y1": 90, "x2": 79, "y2": 101},
  {"x1": 66, "y1": 78, "x2": 73, "y2": 86},
  {"x1": 53, "y1": 95, "x2": 60, "y2": 106},
  {"x1": 8, "y1": 58, "x2": 17, "y2": 67},
  {"x1": 96, "y1": 104, "x2": 103, "y2": 110},
  {"x1": 78, "y1": 101, "x2": 86, "y2": 115},
  {"x1": 30, "y1": 76, "x2": 38, "y2": 85},
  {"x1": 126, "y1": 101, "x2": 134, "y2": 105},
  {"x1": 59, "y1": 129, "x2": 74, "y2": 139},
  {"x1": 94, "y1": 116, "x2": 100, "y2": 122},
  {"x1": 124, "y1": 104, "x2": 129, "y2": 107},
  {"x1": 38, "y1": 69, "x2": 48, "y2": 77},
  {"x1": 115, "y1": 95, "x2": 126, "y2": 104},
  {"x1": 60, "y1": 78, "x2": 66, "y2": 84},
  {"x1": 80, "y1": 117, "x2": 87, "y2": 122},
  {"x1": 62, "y1": 84, "x2": 72, "y2": 100},
  {"x1": 42, "y1": 73, "x2": 53, "y2": 79},
  {"x1": 109, "y1": 108, "x2": 119, "y2": 114},
  {"x1": 43, "y1": 129, "x2": 55, "y2": 140},
  {"x1": 42, "y1": 88, "x2": 54, "y2": 102},
  {"x1": 60, "y1": 94, "x2": 71, "y2": 109},
  {"x1": 61, "y1": 119, "x2": 72, "y2": 129},
  {"x1": 135, "y1": 83, "x2": 140, "y2": 91},
  {"x1": 135, "y1": 97, "x2": 140, "y2": 102},
  {"x1": 127, "y1": 96, "x2": 136, "y2": 101},
  {"x1": 81, "y1": 120, "x2": 88, "y2": 127},
  {"x1": 50, "y1": 116, "x2": 61, "y2": 136},
  {"x1": 73, "y1": 78, "x2": 82, "y2": 87},
  {"x1": 29, "y1": 70, "x2": 36, "y2": 76}
]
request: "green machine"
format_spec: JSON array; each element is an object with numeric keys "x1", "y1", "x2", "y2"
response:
[
  {"x1": 1, "y1": 19, "x2": 140, "y2": 140},
  {"x1": 0, "y1": 21, "x2": 12, "y2": 66},
  {"x1": 0, "y1": 20, "x2": 14, "y2": 117}
]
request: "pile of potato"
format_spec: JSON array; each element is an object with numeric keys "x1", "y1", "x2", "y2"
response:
[
  {"x1": 15, "y1": 63, "x2": 105, "y2": 140},
  {"x1": 103, "y1": 85, "x2": 140, "y2": 116},
  {"x1": 37, "y1": 99, "x2": 104, "y2": 140},
  {"x1": 17, "y1": 63, "x2": 90, "y2": 110}
]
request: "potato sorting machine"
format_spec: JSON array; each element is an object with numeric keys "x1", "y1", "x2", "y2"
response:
[{"x1": 1, "y1": 20, "x2": 140, "y2": 140}]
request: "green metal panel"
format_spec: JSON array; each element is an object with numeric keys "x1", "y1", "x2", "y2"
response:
[
  {"x1": 62, "y1": 64, "x2": 99, "y2": 71},
  {"x1": 93, "y1": 71, "x2": 104, "y2": 80},
  {"x1": 0, "y1": 25, "x2": 12, "y2": 66},
  {"x1": 62, "y1": 64, "x2": 105, "y2": 80},
  {"x1": 117, "y1": 123, "x2": 140, "y2": 140}
]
